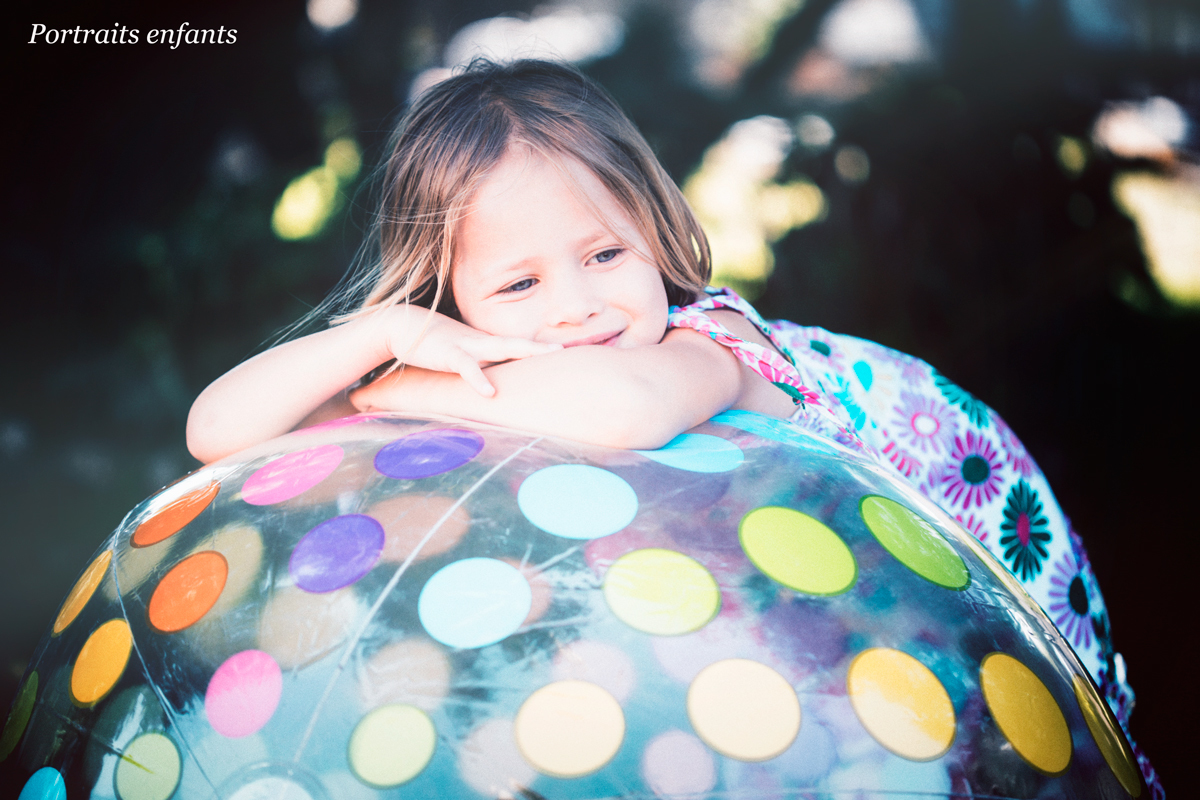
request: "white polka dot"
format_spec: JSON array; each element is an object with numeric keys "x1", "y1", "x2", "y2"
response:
[
  {"x1": 418, "y1": 559, "x2": 531, "y2": 649},
  {"x1": 518, "y1": 465, "x2": 637, "y2": 539},
  {"x1": 642, "y1": 730, "x2": 716, "y2": 796}
]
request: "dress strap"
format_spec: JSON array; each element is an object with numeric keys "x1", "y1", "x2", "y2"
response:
[{"x1": 668, "y1": 287, "x2": 869, "y2": 452}]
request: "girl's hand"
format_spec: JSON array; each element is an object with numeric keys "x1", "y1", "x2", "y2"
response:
[{"x1": 379, "y1": 307, "x2": 561, "y2": 397}]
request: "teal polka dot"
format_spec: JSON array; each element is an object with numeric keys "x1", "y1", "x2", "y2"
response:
[
  {"x1": 853, "y1": 360, "x2": 873, "y2": 391},
  {"x1": 418, "y1": 558, "x2": 532, "y2": 649},
  {"x1": 518, "y1": 465, "x2": 637, "y2": 539},
  {"x1": 19, "y1": 768, "x2": 66, "y2": 800},
  {"x1": 635, "y1": 434, "x2": 744, "y2": 473},
  {"x1": 810, "y1": 340, "x2": 832, "y2": 356}
]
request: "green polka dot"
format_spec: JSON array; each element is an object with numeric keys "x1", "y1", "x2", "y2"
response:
[
  {"x1": 859, "y1": 496, "x2": 969, "y2": 590},
  {"x1": 739, "y1": 507, "x2": 856, "y2": 595},
  {"x1": 810, "y1": 340, "x2": 831, "y2": 356},
  {"x1": 115, "y1": 732, "x2": 181, "y2": 800},
  {"x1": 0, "y1": 671, "x2": 36, "y2": 761}
]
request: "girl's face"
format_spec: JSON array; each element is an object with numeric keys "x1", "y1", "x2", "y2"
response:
[{"x1": 450, "y1": 147, "x2": 669, "y2": 348}]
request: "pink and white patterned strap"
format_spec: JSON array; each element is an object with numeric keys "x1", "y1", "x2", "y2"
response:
[{"x1": 668, "y1": 287, "x2": 869, "y2": 452}]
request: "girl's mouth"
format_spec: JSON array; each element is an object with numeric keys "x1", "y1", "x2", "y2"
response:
[{"x1": 564, "y1": 331, "x2": 622, "y2": 348}]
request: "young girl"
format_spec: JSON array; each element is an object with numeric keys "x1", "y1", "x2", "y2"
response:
[{"x1": 187, "y1": 59, "x2": 1157, "y2": 791}]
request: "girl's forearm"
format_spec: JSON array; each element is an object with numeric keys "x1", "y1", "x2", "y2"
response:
[
  {"x1": 186, "y1": 314, "x2": 393, "y2": 463},
  {"x1": 351, "y1": 334, "x2": 742, "y2": 450}
]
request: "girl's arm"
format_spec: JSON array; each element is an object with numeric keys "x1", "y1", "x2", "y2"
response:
[
  {"x1": 186, "y1": 305, "x2": 559, "y2": 463},
  {"x1": 351, "y1": 315, "x2": 781, "y2": 450}
]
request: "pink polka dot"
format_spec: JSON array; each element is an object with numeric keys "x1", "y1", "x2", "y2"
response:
[
  {"x1": 241, "y1": 445, "x2": 343, "y2": 506},
  {"x1": 205, "y1": 650, "x2": 283, "y2": 738},
  {"x1": 298, "y1": 416, "x2": 368, "y2": 433}
]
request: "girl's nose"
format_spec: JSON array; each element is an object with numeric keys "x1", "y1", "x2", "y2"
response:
[{"x1": 550, "y1": 269, "x2": 604, "y2": 326}]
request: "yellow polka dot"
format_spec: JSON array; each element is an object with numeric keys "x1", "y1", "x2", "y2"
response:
[
  {"x1": 1073, "y1": 674, "x2": 1141, "y2": 796},
  {"x1": 514, "y1": 680, "x2": 624, "y2": 777},
  {"x1": 739, "y1": 507, "x2": 856, "y2": 595},
  {"x1": 687, "y1": 659, "x2": 801, "y2": 761},
  {"x1": 54, "y1": 550, "x2": 112, "y2": 636},
  {"x1": 847, "y1": 648, "x2": 956, "y2": 761},
  {"x1": 348, "y1": 704, "x2": 436, "y2": 787},
  {"x1": 980, "y1": 653, "x2": 1071, "y2": 774},
  {"x1": 71, "y1": 619, "x2": 133, "y2": 706},
  {"x1": 603, "y1": 549, "x2": 720, "y2": 636}
]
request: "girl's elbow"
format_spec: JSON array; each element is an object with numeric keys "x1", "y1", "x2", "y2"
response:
[
  {"x1": 581, "y1": 378, "x2": 685, "y2": 451},
  {"x1": 185, "y1": 412, "x2": 228, "y2": 465}
]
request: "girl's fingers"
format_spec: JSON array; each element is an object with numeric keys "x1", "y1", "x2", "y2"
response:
[
  {"x1": 451, "y1": 352, "x2": 496, "y2": 397},
  {"x1": 464, "y1": 336, "x2": 562, "y2": 362}
]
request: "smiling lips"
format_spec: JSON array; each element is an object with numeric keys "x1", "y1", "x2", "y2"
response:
[{"x1": 563, "y1": 331, "x2": 622, "y2": 348}]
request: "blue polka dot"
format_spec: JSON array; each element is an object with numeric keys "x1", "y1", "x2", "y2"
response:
[
  {"x1": 635, "y1": 434, "x2": 744, "y2": 473},
  {"x1": 418, "y1": 558, "x2": 532, "y2": 648},
  {"x1": 517, "y1": 465, "x2": 637, "y2": 539},
  {"x1": 19, "y1": 768, "x2": 66, "y2": 800}
]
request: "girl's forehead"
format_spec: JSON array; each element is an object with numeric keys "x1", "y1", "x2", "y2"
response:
[{"x1": 469, "y1": 146, "x2": 640, "y2": 239}]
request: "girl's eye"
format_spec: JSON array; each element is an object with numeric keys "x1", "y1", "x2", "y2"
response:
[
  {"x1": 593, "y1": 248, "x2": 621, "y2": 264},
  {"x1": 501, "y1": 278, "x2": 536, "y2": 294}
]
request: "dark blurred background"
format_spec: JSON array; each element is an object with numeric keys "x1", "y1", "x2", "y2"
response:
[{"x1": 3, "y1": 0, "x2": 1198, "y2": 791}]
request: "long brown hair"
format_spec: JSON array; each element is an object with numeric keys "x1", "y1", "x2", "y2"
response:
[{"x1": 329, "y1": 59, "x2": 710, "y2": 326}]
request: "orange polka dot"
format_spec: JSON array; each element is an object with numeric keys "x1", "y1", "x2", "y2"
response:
[
  {"x1": 370, "y1": 494, "x2": 471, "y2": 563},
  {"x1": 133, "y1": 482, "x2": 220, "y2": 548},
  {"x1": 148, "y1": 552, "x2": 228, "y2": 633},
  {"x1": 72, "y1": 619, "x2": 133, "y2": 705},
  {"x1": 53, "y1": 550, "x2": 112, "y2": 635}
]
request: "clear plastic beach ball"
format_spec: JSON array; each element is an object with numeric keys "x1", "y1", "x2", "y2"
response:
[{"x1": 1, "y1": 412, "x2": 1145, "y2": 799}]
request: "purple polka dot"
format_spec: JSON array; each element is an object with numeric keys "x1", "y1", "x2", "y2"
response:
[
  {"x1": 289, "y1": 515, "x2": 385, "y2": 593},
  {"x1": 242, "y1": 445, "x2": 343, "y2": 506},
  {"x1": 374, "y1": 429, "x2": 484, "y2": 480}
]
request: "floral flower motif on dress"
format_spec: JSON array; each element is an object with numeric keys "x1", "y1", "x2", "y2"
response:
[
  {"x1": 881, "y1": 436, "x2": 923, "y2": 478},
  {"x1": 999, "y1": 479, "x2": 1052, "y2": 581},
  {"x1": 994, "y1": 415, "x2": 1035, "y2": 478},
  {"x1": 954, "y1": 512, "x2": 989, "y2": 544},
  {"x1": 891, "y1": 391, "x2": 958, "y2": 456},
  {"x1": 1047, "y1": 548, "x2": 1093, "y2": 649},
  {"x1": 917, "y1": 462, "x2": 946, "y2": 502},
  {"x1": 862, "y1": 341, "x2": 929, "y2": 386},
  {"x1": 932, "y1": 370, "x2": 990, "y2": 428},
  {"x1": 799, "y1": 328, "x2": 846, "y2": 373},
  {"x1": 938, "y1": 430, "x2": 1005, "y2": 509},
  {"x1": 831, "y1": 375, "x2": 867, "y2": 431}
]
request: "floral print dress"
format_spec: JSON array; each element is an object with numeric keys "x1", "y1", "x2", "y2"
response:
[{"x1": 669, "y1": 287, "x2": 1160, "y2": 794}]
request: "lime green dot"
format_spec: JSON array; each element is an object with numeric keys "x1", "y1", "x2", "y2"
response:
[
  {"x1": 603, "y1": 549, "x2": 720, "y2": 635},
  {"x1": 739, "y1": 507, "x2": 856, "y2": 595},
  {"x1": 349, "y1": 704, "x2": 436, "y2": 787},
  {"x1": 0, "y1": 671, "x2": 37, "y2": 761},
  {"x1": 860, "y1": 496, "x2": 969, "y2": 590},
  {"x1": 115, "y1": 732, "x2": 181, "y2": 800}
]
